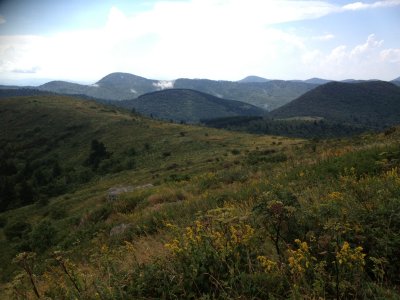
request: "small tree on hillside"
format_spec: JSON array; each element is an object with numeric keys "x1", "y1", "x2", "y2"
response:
[{"x1": 85, "y1": 139, "x2": 111, "y2": 170}]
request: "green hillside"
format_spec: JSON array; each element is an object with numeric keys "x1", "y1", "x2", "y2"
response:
[
  {"x1": 1, "y1": 95, "x2": 400, "y2": 299},
  {"x1": 270, "y1": 81, "x2": 400, "y2": 128},
  {"x1": 118, "y1": 89, "x2": 265, "y2": 123}
]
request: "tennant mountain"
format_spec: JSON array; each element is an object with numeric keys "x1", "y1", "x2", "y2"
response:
[
  {"x1": 270, "y1": 81, "x2": 400, "y2": 128},
  {"x1": 38, "y1": 73, "x2": 160, "y2": 100},
  {"x1": 118, "y1": 89, "x2": 265, "y2": 123}
]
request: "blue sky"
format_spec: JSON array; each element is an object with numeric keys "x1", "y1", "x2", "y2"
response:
[{"x1": 0, "y1": 0, "x2": 399, "y2": 85}]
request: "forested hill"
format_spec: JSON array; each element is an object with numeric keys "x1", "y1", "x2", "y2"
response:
[
  {"x1": 118, "y1": 89, "x2": 265, "y2": 122},
  {"x1": 270, "y1": 81, "x2": 400, "y2": 128}
]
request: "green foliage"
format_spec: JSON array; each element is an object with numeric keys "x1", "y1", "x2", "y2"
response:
[
  {"x1": 4, "y1": 220, "x2": 31, "y2": 241},
  {"x1": 127, "y1": 207, "x2": 281, "y2": 299},
  {"x1": 0, "y1": 215, "x2": 7, "y2": 227},
  {"x1": 29, "y1": 219, "x2": 57, "y2": 252}
]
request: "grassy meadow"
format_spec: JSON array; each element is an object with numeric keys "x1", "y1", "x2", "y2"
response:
[{"x1": 0, "y1": 95, "x2": 400, "y2": 299}]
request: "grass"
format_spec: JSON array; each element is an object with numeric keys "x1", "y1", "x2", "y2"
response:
[{"x1": 1, "y1": 94, "x2": 400, "y2": 298}]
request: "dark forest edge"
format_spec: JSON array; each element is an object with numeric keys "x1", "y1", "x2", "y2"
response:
[{"x1": 201, "y1": 116, "x2": 374, "y2": 138}]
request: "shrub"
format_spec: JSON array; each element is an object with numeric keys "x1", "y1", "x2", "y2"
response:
[{"x1": 29, "y1": 219, "x2": 57, "y2": 252}]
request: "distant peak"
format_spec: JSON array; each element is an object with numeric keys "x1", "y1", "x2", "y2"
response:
[
  {"x1": 96, "y1": 72, "x2": 150, "y2": 84},
  {"x1": 304, "y1": 78, "x2": 332, "y2": 84},
  {"x1": 238, "y1": 76, "x2": 269, "y2": 83}
]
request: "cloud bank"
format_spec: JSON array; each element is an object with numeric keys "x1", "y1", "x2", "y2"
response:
[{"x1": 0, "y1": 0, "x2": 399, "y2": 84}]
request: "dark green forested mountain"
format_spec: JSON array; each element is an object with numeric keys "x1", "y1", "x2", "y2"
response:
[
  {"x1": 118, "y1": 89, "x2": 265, "y2": 123},
  {"x1": 270, "y1": 81, "x2": 400, "y2": 128},
  {"x1": 203, "y1": 81, "x2": 400, "y2": 138}
]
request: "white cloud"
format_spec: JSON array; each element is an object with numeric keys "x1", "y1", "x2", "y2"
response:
[
  {"x1": 350, "y1": 34, "x2": 383, "y2": 57},
  {"x1": 300, "y1": 34, "x2": 399, "y2": 80},
  {"x1": 12, "y1": 66, "x2": 41, "y2": 74},
  {"x1": 153, "y1": 81, "x2": 174, "y2": 90},
  {"x1": 313, "y1": 34, "x2": 335, "y2": 41},
  {"x1": 327, "y1": 45, "x2": 348, "y2": 64},
  {"x1": 380, "y1": 48, "x2": 400, "y2": 63},
  {"x1": 343, "y1": 0, "x2": 400, "y2": 11},
  {"x1": 0, "y1": 1, "x2": 399, "y2": 84},
  {"x1": 0, "y1": 2, "x2": 317, "y2": 82}
]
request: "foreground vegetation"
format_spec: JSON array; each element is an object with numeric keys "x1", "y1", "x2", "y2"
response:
[{"x1": 1, "y1": 95, "x2": 400, "y2": 299}]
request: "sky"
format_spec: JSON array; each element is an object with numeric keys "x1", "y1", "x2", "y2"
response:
[{"x1": 0, "y1": 0, "x2": 399, "y2": 85}]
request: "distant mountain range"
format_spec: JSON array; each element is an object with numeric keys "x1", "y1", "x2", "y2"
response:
[
  {"x1": 270, "y1": 81, "x2": 400, "y2": 128},
  {"x1": 2, "y1": 72, "x2": 397, "y2": 112},
  {"x1": 30, "y1": 72, "x2": 318, "y2": 110},
  {"x1": 118, "y1": 89, "x2": 265, "y2": 123},
  {"x1": 2, "y1": 73, "x2": 400, "y2": 128}
]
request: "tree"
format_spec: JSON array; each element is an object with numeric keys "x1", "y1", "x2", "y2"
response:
[
  {"x1": 52, "y1": 161, "x2": 62, "y2": 178},
  {"x1": 0, "y1": 177, "x2": 16, "y2": 212},
  {"x1": 85, "y1": 139, "x2": 111, "y2": 170},
  {"x1": 18, "y1": 180, "x2": 36, "y2": 206}
]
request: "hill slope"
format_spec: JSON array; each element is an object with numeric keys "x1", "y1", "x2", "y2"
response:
[
  {"x1": 118, "y1": 89, "x2": 265, "y2": 122},
  {"x1": 0, "y1": 94, "x2": 297, "y2": 284},
  {"x1": 270, "y1": 81, "x2": 400, "y2": 128},
  {"x1": 1, "y1": 94, "x2": 400, "y2": 299}
]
